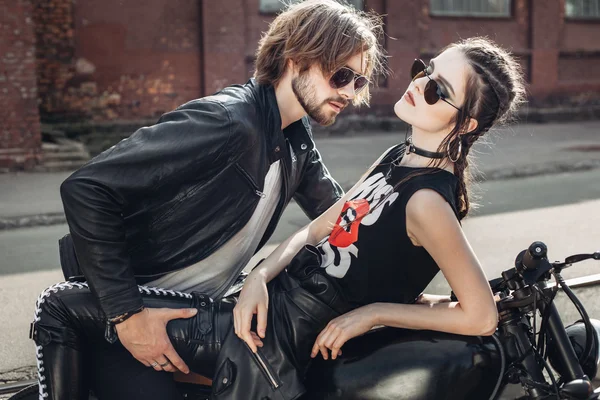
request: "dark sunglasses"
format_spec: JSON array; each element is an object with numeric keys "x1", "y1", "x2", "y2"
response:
[
  {"x1": 410, "y1": 59, "x2": 461, "y2": 112},
  {"x1": 329, "y1": 67, "x2": 370, "y2": 94}
]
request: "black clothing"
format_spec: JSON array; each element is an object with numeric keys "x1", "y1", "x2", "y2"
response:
[
  {"x1": 59, "y1": 79, "x2": 343, "y2": 320},
  {"x1": 316, "y1": 143, "x2": 459, "y2": 307}
]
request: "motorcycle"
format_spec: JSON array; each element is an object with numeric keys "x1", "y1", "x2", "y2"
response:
[{"x1": 7, "y1": 241, "x2": 600, "y2": 400}]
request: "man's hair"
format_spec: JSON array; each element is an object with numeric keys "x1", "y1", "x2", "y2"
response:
[{"x1": 254, "y1": 0, "x2": 386, "y2": 106}]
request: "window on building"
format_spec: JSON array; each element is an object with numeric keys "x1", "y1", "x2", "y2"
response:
[
  {"x1": 430, "y1": 0, "x2": 511, "y2": 17},
  {"x1": 566, "y1": 0, "x2": 600, "y2": 18},
  {"x1": 260, "y1": 0, "x2": 364, "y2": 14}
]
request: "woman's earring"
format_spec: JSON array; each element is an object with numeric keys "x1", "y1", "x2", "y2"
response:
[{"x1": 447, "y1": 139, "x2": 462, "y2": 163}]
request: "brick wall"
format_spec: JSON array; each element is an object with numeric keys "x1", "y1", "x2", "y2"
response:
[
  {"x1": 0, "y1": 0, "x2": 41, "y2": 170},
  {"x1": 32, "y1": 0, "x2": 76, "y2": 121},
  {"x1": 34, "y1": 0, "x2": 204, "y2": 121},
  {"x1": 202, "y1": 0, "x2": 249, "y2": 95}
]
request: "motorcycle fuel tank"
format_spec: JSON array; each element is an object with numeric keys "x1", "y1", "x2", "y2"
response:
[{"x1": 303, "y1": 327, "x2": 503, "y2": 400}]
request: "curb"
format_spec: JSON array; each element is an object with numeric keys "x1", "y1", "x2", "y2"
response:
[
  {"x1": 472, "y1": 159, "x2": 600, "y2": 182},
  {"x1": 0, "y1": 213, "x2": 66, "y2": 231}
]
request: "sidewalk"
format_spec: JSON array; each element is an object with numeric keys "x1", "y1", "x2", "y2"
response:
[{"x1": 1, "y1": 120, "x2": 599, "y2": 230}]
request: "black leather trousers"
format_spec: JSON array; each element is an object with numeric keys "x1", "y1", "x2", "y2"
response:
[{"x1": 30, "y1": 281, "x2": 235, "y2": 400}]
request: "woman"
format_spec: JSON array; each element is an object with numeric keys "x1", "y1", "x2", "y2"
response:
[{"x1": 29, "y1": 36, "x2": 525, "y2": 400}]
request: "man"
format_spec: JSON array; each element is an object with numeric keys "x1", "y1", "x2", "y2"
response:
[{"x1": 58, "y1": 0, "x2": 384, "y2": 397}]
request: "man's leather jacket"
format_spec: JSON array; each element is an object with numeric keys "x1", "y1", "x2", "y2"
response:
[{"x1": 59, "y1": 79, "x2": 343, "y2": 320}]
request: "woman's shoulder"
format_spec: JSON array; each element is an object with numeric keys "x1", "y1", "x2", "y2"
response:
[{"x1": 394, "y1": 169, "x2": 459, "y2": 218}]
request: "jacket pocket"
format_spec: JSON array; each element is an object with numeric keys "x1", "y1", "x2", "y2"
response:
[
  {"x1": 235, "y1": 163, "x2": 266, "y2": 198},
  {"x1": 251, "y1": 348, "x2": 282, "y2": 390},
  {"x1": 212, "y1": 357, "x2": 235, "y2": 395},
  {"x1": 148, "y1": 180, "x2": 205, "y2": 228}
]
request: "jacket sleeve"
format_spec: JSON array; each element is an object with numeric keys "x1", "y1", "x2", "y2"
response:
[
  {"x1": 293, "y1": 147, "x2": 344, "y2": 220},
  {"x1": 60, "y1": 99, "x2": 247, "y2": 319}
]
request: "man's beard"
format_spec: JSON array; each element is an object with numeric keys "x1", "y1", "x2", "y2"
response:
[{"x1": 291, "y1": 73, "x2": 338, "y2": 127}]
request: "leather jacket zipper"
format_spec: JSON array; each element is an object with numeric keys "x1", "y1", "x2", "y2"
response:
[
  {"x1": 235, "y1": 164, "x2": 266, "y2": 198},
  {"x1": 252, "y1": 349, "x2": 281, "y2": 389}
]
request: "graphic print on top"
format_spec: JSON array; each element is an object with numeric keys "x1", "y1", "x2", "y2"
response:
[{"x1": 318, "y1": 172, "x2": 399, "y2": 279}]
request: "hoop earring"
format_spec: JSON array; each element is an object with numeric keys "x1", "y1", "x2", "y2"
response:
[{"x1": 447, "y1": 139, "x2": 462, "y2": 163}]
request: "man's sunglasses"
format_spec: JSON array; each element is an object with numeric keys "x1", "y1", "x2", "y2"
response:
[
  {"x1": 329, "y1": 67, "x2": 370, "y2": 94},
  {"x1": 410, "y1": 59, "x2": 461, "y2": 112}
]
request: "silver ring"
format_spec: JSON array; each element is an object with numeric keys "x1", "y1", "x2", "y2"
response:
[{"x1": 151, "y1": 361, "x2": 159, "y2": 368}]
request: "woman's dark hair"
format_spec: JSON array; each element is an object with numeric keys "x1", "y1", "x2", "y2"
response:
[{"x1": 430, "y1": 36, "x2": 527, "y2": 219}]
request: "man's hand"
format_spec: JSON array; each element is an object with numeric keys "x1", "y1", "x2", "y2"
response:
[
  {"x1": 233, "y1": 271, "x2": 269, "y2": 352},
  {"x1": 115, "y1": 307, "x2": 197, "y2": 373}
]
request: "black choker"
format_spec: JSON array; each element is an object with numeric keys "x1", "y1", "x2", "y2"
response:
[{"x1": 405, "y1": 137, "x2": 445, "y2": 159}]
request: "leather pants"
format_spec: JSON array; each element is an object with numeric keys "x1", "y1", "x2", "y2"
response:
[{"x1": 30, "y1": 281, "x2": 235, "y2": 400}]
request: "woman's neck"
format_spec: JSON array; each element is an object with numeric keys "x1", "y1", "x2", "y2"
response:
[{"x1": 399, "y1": 128, "x2": 454, "y2": 173}]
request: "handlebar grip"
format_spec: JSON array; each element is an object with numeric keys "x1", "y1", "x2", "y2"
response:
[{"x1": 519, "y1": 241, "x2": 547, "y2": 271}]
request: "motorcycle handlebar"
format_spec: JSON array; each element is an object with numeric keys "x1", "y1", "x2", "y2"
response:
[{"x1": 492, "y1": 243, "x2": 599, "y2": 291}]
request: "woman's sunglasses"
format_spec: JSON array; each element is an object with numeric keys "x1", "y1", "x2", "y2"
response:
[
  {"x1": 329, "y1": 67, "x2": 370, "y2": 94},
  {"x1": 410, "y1": 59, "x2": 461, "y2": 112}
]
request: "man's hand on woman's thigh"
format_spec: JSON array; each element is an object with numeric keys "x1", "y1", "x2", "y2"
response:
[{"x1": 115, "y1": 307, "x2": 198, "y2": 374}]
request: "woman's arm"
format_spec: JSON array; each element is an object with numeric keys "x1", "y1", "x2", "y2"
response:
[
  {"x1": 311, "y1": 189, "x2": 498, "y2": 360},
  {"x1": 374, "y1": 188, "x2": 498, "y2": 336}
]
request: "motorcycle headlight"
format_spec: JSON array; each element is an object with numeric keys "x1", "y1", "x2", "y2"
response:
[{"x1": 548, "y1": 319, "x2": 600, "y2": 381}]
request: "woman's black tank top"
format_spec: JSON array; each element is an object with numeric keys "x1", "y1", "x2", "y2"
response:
[{"x1": 315, "y1": 143, "x2": 459, "y2": 307}]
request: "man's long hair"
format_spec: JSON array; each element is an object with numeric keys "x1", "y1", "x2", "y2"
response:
[{"x1": 254, "y1": 0, "x2": 386, "y2": 107}]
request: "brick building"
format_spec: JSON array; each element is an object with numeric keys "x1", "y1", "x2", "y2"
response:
[
  {"x1": 1, "y1": 0, "x2": 41, "y2": 170},
  {"x1": 2, "y1": 0, "x2": 600, "y2": 169}
]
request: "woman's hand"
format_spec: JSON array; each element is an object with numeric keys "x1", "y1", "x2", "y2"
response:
[
  {"x1": 233, "y1": 270, "x2": 269, "y2": 353},
  {"x1": 311, "y1": 305, "x2": 378, "y2": 360}
]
